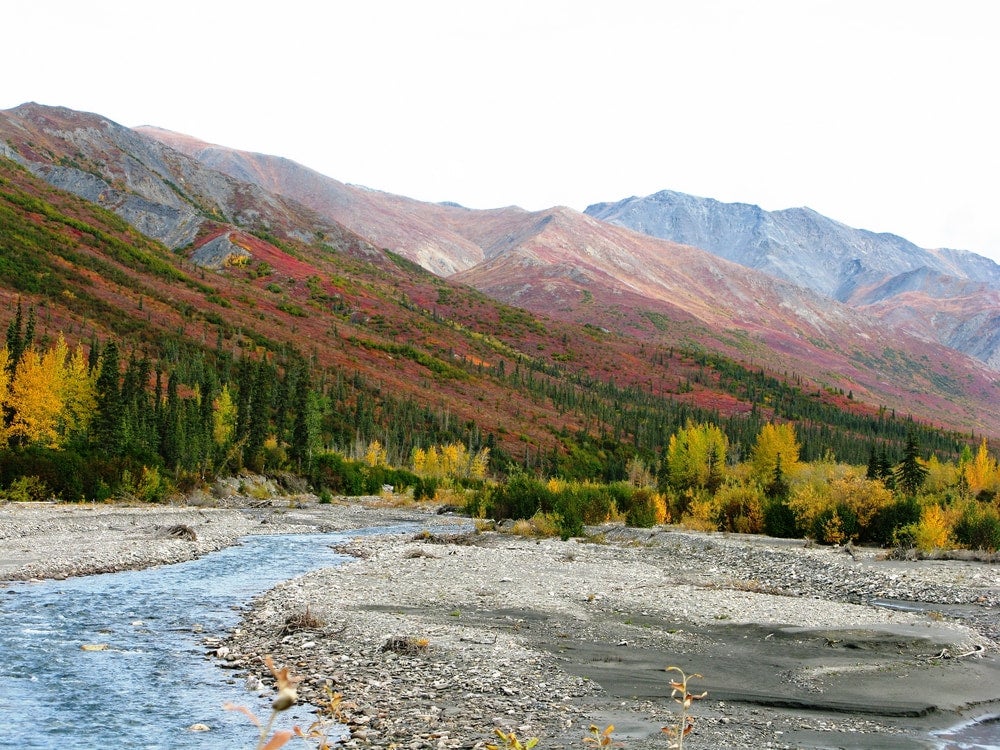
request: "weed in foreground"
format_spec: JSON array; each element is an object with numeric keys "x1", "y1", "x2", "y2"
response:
[
  {"x1": 583, "y1": 724, "x2": 620, "y2": 747},
  {"x1": 661, "y1": 667, "x2": 707, "y2": 749},
  {"x1": 487, "y1": 728, "x2": 540, "y2": 749},
  {"x1": 279, "y1": 606, "x2": 325, "y2": 636},
  {"x1": 226, "y1": 655, "x2": 344, "y2": 750},
  {"x1": 381, "y1": 634, "x2": 430, "y2": 654}
]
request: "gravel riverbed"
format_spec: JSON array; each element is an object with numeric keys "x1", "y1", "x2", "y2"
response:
[{"x1": 2, "y1": 495, "x2": 999, "y2": 749}]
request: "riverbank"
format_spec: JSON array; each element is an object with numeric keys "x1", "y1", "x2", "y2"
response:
[
  {"x1": 223, "y1": 521, "x2": 1000, "y2": 749},
  {"x1": 2, "y1": 494, "x2": 999, "y2": 748},
  {"x1": 0, "y1": 477, "x2": 453, "y2": 581}
]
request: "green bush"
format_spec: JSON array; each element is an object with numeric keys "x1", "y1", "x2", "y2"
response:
[
  {"x1": 464, "y1": 485, "x2": 490, "y2": 518},
  {"x1": 715, "y1": 484, "x2": 764, "y2": 534},
  {"x1": 554, "y1": 492, "x2": 584, "y2": 539},
  {"x1": 0, "y1": 446, "x2": 96, "y2": 501},
  {"x1": 556, "y1": 483, "x2": 617, "y2": 524},
  {"x1": 116, "y1": 466, "x2": 170, "y2": 503},
  {"x1": 311, "y1": 452, "x2": 366, "y2": 495},
  {"x1": 862, "y1": 496, "x2": 921, "y2": 546},
  {"x1": 811, "y1": 504, "x2": 860, "y2": 545},
  {"x1": 763, "y1": 498, "x2": 798, "y2": 538},
  {"x1": 413, "y1": 476, "x2": 439, "y2": 502},
  {"x1": 486, "y1": 471, "x2": 554, "y2": 520},
  {"x1": 624, "y1": 487, "x2": 659, "y2": 528},
  {"x1": 954, "y1": 503, "x2": 1000, "y2": 551},
  {"x1": 0, "y1": 475, "x2": 49, "y2": 502}
]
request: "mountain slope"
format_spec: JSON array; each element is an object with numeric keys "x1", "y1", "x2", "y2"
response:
[
  {"x1": 133, "y1": 121, "x2": 1000, "y2": 432},
  {"x1": 5, "y1": 103, "x2": 996, "y2": 437},
  {"x1": 8, "y1": 149, "x2": 978, "y2": 471},
  {"x1": 0, "y1": 153, "x2": 666, "y2": 465},
  {"x1": 449, "y1": 205, "x2": 999, "y2": 431},
  {"x1": 584, "y1": 189, "x2": 1000, "y2": 367},
  {"x1": 11, "y1": 106, "x2": 983, "y2": 470},
  {"x1": 136, "y1": 126, "x2": 492, "y2": 276}
]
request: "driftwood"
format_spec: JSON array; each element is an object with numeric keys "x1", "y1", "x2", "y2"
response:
[
  {"x1": 925, "y1": 644, "x2": 987, "y2": 661},
  {"x1": 161, "y1": 524, "x2": 197, "y2": 541}
]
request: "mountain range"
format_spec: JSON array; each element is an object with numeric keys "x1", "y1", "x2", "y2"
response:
[
  {"x1": 1, "y1": 102, "x2": 997, "y2": 444},
  {"x1": 585, "y1": 190, "x2": 1000, "y2": 369}
]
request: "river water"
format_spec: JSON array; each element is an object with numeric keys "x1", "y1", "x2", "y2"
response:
[{"x1": 0, "y1": 527, "x2": 406, "y2": 749}]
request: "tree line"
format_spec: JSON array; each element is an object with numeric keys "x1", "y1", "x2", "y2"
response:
[{"x1": 2, "y1": 303, "x2": 997, "y2": 551}]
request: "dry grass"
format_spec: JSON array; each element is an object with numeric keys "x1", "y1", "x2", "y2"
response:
[
  {"x1": 278, "y1": 606, "x2": 325, "y2": 636},
  {"x1": 506, "y1": 512, "x2": 561, "y2": 538}
]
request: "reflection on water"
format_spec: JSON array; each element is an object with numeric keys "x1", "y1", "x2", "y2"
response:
[{"x1": 0, "y1": 526, "x2": 408, "y2": 749}]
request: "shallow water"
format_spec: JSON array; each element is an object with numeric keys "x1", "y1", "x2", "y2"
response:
[
  {"x1": 933, "y1": 714, "x2": 1000, "y2": 750},
  {"x1": 0, "y1": 526, "x2": 408, "y2": 749}
]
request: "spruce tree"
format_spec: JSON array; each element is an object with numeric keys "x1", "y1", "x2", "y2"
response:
[
  {"x1": 93, "y1": 342, "x2": 122, "y2": 454},
  {"x1": 289, "y1": 364, "x2": 314, "y2": 470},
  {"x1": 895, "y1": 433, "x2": 928, "y2": 497},
  {"x1": 159, "y1": 371, "x2": 179, "y2": 468},
  {"x1": 245, "y1": 361, "x2": 273, "y2": 469},
  {"x1": 866, "y1": 447, "x2": 879, "y2": 480},
  {"x1": 5, "y1": 301, "x2": 23, "y2": 375}
]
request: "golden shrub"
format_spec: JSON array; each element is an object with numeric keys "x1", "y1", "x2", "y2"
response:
[
  {"x1": 910, "y1": 503, "x2": 953, "y2": 551},
  {"x1": 681, "y1": 497, "x2": 718, "y2": 532}
]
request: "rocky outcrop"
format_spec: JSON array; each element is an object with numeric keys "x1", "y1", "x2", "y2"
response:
[
  {"x1": 31, "y1": 162, "x2": 204, "y2": 248},
  {"x1": 190, "y1": 232, "x2": 252, "y2": 269}
]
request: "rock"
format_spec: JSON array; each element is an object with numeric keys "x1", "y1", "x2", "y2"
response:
[{"x1": 190, "y1": 232, "x2": 252, "y2": 270}]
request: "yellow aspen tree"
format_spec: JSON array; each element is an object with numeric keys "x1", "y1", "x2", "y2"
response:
[
  {"x1": 364, "y1": 440, "x2": 387, "y2": 467},
  {"x1": 923, "y1": 454, "x2": 956, "y2": 494},
  {"x1": 423, "y1": 445, "x2": 441, "y2": 477},
  {"x1": 913, "y1": 504, "x2": 952, "y2": 551},
  {"x1": 213, "y1": 384, "x2": 237, "y2": 446},
  {"x1": 750, "y1": 422, "x2": 801, "y2": 483},
  {"x1": 965, "y1": 439, "x2": 999, "y2": 496},
  {"x1": 7, "y1": 345, "x2": 65, "y2": 447},
  {"x1": 58, "y1": 342, "x2": 97, "y2": 442},
  {"x1": 666, "y1": 421, "x2": 728, "y2": 490},
  {"x1": 411, "y1": 447, "x2": 427, "y2": 475},
  {"x1": 828, "y1": 471, "x2": 894, "y2": 529},
  {"x1": 470, "y1": 447, "x2": 490, "y2": 480},
  {"x1": 441, "y1": 443, "x2": 463, "y2": 477}
]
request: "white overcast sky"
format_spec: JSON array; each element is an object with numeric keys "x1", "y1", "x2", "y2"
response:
[{"x1": 4, "y1": 0, "x2": 1000, "y2": 261}]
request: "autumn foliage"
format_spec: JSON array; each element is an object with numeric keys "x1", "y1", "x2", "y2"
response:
[
  {"x1": 1, "y1": 336, "x2": 96, "y2": 450},
  {"x1": 0, "y1": 316, "x2": 997, "y2": 551}
]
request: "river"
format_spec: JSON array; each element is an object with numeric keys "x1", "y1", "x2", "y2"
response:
[{"x1": 0, "y1": 528, "x2": 405, "y2": 749}]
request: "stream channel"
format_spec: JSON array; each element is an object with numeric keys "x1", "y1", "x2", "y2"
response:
[{"x1": 0, "y1": 526, "x2": 411, "y2": 749}]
